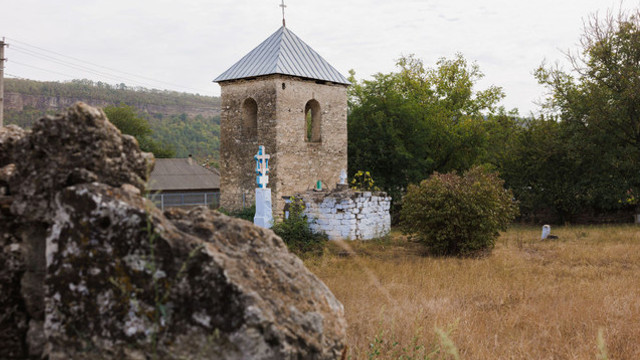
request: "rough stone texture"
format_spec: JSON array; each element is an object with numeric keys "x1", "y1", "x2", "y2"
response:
[
  {"x1": 219, "y1": 75, "x2": 348, "y2": 214},
  {"x1": 0, "y1": 125, "x2": 26, "y2": 168},
  {"x1": 1, "y1": 124, "x2": 35, "y2": 359},
  {"x1": 0, "y1": 199, "x2": 29, "y2": 359},
  {"x1": 301, "y1": 189, "x2": 391, "y2": 240},
  {"x1": 7, "y1": 103, "x2": 152, "y2": 223},
  {"x1": 0, "y1": 103, "x2": 346, "y2": 359}
]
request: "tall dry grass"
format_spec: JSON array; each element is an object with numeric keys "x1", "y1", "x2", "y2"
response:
[{"x1": 305, "y1": 225, "x2": 640, "y2": 359}]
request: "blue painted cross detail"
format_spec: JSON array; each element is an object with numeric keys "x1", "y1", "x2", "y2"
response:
[{"x1": 254, "y1": 145, "x2": 270, "y2": 188}]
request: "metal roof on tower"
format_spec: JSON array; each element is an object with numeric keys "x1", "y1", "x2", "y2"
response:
[{"x1": 214, "y1": 26, "x2": 350, "y2": 85}]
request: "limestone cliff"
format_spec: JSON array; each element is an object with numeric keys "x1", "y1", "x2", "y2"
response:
[{"x1": 5, "y1": 92, "x2": 220, "y2": 119}]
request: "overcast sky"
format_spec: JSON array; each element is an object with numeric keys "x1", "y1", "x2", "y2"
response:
[{"x1": 1, "y1": 0, "x2": 634, "y2": 115}]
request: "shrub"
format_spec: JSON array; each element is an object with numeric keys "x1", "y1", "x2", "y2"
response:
[
  {"x1": 400, "y1": 166, "x2": 518, "y2": 256},
  {"x1": 272, "y1": 197, "x2": 327, "y2": 256},
  {"x1": 218, "y1": 205, "x2": 255, "y2": 222},
  {"x1": 350, "y1": 170, "x2": 380, "y2": 191}
]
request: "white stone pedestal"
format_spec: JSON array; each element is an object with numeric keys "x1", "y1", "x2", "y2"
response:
[{"x1": 253, "y1": 188, "x2": 273, "y2": 228}]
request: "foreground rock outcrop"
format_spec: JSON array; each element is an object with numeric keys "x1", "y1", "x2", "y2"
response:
[{"x1": 0, "y1": 103, "x2": 346, "y2": 359}]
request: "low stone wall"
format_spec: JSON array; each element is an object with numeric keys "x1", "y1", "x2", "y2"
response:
[{"x1": 300, "y1": 188, "x2": 391, "y2": 240}]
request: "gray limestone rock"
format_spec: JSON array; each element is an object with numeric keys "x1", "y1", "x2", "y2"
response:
[
  {"x1": 7, "y1": 103, "x2": 152, "y2": 222},
  {"x1": 0, "y1": 103, "x2": 346, "y2": 359}
]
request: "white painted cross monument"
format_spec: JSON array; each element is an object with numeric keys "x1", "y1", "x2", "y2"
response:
[{"x1": 253, "y1": 146, "x2": 273, "y2": 228}]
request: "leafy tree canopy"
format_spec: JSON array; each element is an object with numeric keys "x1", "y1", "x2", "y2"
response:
[
  {"x1": 534, "y1": 8, "x2": 640, "y2": 217},
  {"x1": 103, "y1": 104, "x2": 152, "y2": 138},
  {"x1": 103, "y1": 104, "x2": 175, "y2": 158},
  {"x1": 348, "y1": 54, "x2": 505, "y2": 204}
]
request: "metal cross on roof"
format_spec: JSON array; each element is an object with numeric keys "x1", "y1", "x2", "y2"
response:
[{"x1": 279, "y1": 0, "x2": 287, "y2": 27}]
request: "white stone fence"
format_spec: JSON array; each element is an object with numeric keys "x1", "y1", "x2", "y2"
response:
[{"x1": 298, "y1": 189, "x2": 391, "y2": 240}]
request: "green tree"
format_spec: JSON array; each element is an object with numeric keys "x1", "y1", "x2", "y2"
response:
[
  {"x1": 535, "y1": 8, "x2": 640, "y2": 215},
  {"x1": 149, "y1": 114, "x2": 220, "y2": 161},
  {"x1": 104, "y1": 104, "x2": 152, "y2": 138},
  {"x1": 500, "y1": 116, "x2": 588, "y2": 222},
  {"x1": 103, "y1": 104, "x2": 175, "y2": 158},
  {"x1": 348, "y1": 54, "x2": 505, "y2": 204}
]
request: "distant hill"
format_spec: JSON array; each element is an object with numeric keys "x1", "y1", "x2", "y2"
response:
[{"x1": 4, "y1": 78, "x2": 221, "y2": 162}]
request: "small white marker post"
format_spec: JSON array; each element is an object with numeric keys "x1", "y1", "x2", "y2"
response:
[{"x1": 253, "y1": 146, "x2": 273, "y2": 228}]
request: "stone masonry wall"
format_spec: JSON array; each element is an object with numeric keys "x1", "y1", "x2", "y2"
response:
[
  {"x1": 219, "y1": 75, "x2": 348, "y2": 214},
  {"x1": 219, "y1": 77, "x2": 277, "y2": 211},
  {"x1": 301, "y1": 189, "x2": 391, "y2": 240},
  {"x1": 274, "y1": 76, "x2": 348, "y2": 214}
]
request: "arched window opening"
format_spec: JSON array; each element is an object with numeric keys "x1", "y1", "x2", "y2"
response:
[
  {"x1": 242, "y1": 98, "x2": 258, "y2": 140},
  {"x1": 304, "y1": 99, "x2": 321, "y2": 143}
]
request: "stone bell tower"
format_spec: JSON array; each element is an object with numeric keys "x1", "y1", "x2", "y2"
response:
[{"x1": 214, "y1": 26, "x2": 350, "y2": 213}]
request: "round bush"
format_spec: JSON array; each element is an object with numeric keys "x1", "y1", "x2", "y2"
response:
[{"x1": 400, "y1": 166, "x2": 518, "y2": 256}]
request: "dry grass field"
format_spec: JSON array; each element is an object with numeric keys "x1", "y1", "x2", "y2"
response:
[{"x1": 305, "y1": 225, "x2": 640, "y2": 359}]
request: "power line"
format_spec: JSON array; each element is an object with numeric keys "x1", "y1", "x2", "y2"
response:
[
  {"x1": 10, "y1": 60, "x2": 81, "y2": 79},
  {"x1": 11, "y1": 45, "x2": 165, "y2": 89},
  {"x1": 8, "y1": 60, "x2": 220, "y2": 105},
  {"x1": 7, "y1": 37, "x2": 210, "y2": 93},
  {"x1": 4, "y1": 67, "x2": 220, "y2": 113},
  {"x1": 5, "y1": 36, "x2": 213, "y2": 94},
  {"x1": 7, "y1": 38, "x2": 174, "y2": 85},
  {"x1": 5, "y1": 73, "x2": 24, "y2": 78},
  {"x1": 6, "y1": 63, "x2": 220, "y2": 111}
]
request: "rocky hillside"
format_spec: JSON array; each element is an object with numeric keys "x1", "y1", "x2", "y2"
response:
[
  {"x1": 3, "y1": 78, "x2": 221, "y2": 127},
  {"x1": 5, "y1": 92, "x2": 219, "y2": 118},
  {"x1": 4, "y1": 78, "x2": 222, "y2": 161}
]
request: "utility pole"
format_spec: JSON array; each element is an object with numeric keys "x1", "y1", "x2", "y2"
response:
[{"x1": 0, "y1": 37, "x2": 7, "y2": 127}]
